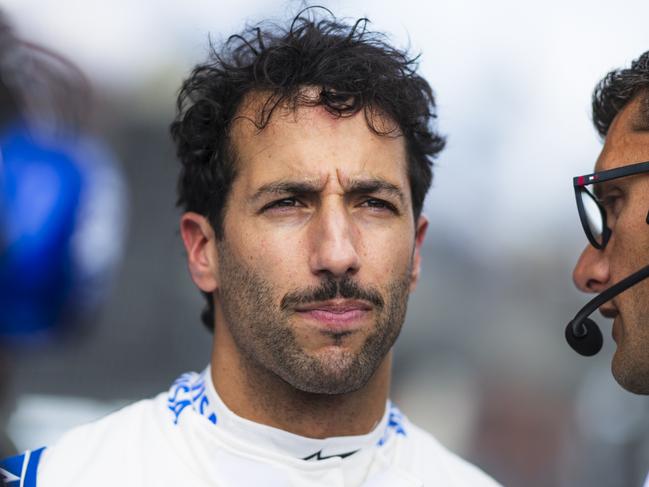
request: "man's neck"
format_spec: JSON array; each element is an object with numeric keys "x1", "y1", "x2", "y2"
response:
[{"x1": 210, "y1": 330, "x2": 391, "y2": 439}]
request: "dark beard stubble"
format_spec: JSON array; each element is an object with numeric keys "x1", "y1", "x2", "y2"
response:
[
  {"x1": 612, "y1": 284, "x2": 649, "y2": 394},
  {"x1": 216, "y1": 241, "x2": 412, "y2": 395}
]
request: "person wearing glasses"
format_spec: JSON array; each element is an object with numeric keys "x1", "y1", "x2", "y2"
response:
[{"x1": 572, "y1": 52, "x2": 649, "y2": 395}]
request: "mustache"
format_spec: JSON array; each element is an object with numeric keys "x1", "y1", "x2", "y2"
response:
[{"x1": 280, "y1": 276, "x2": 385, "y2": 311}]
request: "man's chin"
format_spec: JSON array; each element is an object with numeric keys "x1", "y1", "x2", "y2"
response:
[
  {"x1": 277, "y1": 349, "x2": 376, "y2": 395},
  {"x1": 611, "y1": 348, "x2": 649, "y2": 395}
]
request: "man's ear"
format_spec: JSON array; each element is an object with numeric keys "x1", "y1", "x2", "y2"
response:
[
  {"x1": 409, "y1": 215, "x2": 428, "y2": 292},
  {"x1": 180, "y1": 212, "x2": 220, "y2": 292}
]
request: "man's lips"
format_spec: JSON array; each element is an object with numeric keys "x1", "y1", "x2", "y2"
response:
[
  {"x1": 599, "y1": 305, "x2": 619, "y2": 319},
  {"x1": 294, "y1": 299, "x2": 373, "y2": 313},
  {"x1": 599, "y1": 304, "x2": 620, "y2": 342},
  {"x1": 294, "y1": 300, "x2": 372, "y2": 332}
]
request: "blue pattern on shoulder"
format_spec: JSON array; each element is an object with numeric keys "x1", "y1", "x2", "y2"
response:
[
  {"x1": 377, "y1": 404, "x2": 407, "y2": 447},
  {"x1": 1, "y1": 447, "x2": 46, "y2": 487},
  {"x1": 167, "y1": 370, "x2": 218, "y2": 426}
]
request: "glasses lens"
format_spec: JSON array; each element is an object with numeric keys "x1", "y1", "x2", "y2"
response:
[{"x1": 579, "y1": 186, "x2": 605, "y2": 245}]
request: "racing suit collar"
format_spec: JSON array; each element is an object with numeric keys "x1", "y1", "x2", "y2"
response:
[{"x1": 168, "y1": 366, "x2": 391, "y2": 461}]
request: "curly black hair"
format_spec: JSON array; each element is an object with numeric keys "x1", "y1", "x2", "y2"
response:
[
  {"x1": 592, "y1": 51, "x2": 649, "y2": 137},
  {"x1": 170, "y1": 7, "x2": 445, "y2": 330}
]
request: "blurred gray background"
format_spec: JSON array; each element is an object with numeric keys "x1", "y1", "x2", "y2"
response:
[{"x1": 3, "y1": 0, "x2": 649, "y2": 486}]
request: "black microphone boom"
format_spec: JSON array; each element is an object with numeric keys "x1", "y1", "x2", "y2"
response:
[{"x1": 566, "y1": 263, "x2": 649, "y2": 356}]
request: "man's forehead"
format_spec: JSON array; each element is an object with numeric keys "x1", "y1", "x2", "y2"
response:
[
  {"x1": 596, "y1": 96, "x2": 649, "y2": 172},
  {"x1": 228, "y1": 92, "x2": 409, "y2": 191}
]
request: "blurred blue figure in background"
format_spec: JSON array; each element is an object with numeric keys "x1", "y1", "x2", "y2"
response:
[
  {"x1": 0, "y1": 128, "x2": 83, "y2": 338},
  {"x1": 0, "y1": 124, "x2": 126, "y2": 341},
  {"x1": 0, "y1": 10, "x2": 126, "y2": 464}
]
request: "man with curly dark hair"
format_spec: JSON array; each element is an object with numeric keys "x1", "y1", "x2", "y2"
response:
[
  {"x1": 17, "y1": 9, "x2": 500, "y2": 486},
  {"x1": 571, "y1": 51, "x2": 649, "y2": 397}
]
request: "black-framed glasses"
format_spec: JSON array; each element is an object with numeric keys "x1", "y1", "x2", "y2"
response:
[{"x1": 574, "y1": 160, "x2": 649, "y2": 249}]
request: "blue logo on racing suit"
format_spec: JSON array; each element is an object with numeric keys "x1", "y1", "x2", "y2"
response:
[
  {"x1": 0, "y1": 447, "x2": 45, "y2": 486},
  {"x1": 377, "y1": 404, "x2": 407, "y2": 447},
  {"x1": 167, "y1": 370, "x2": 218, "y2": 426}
]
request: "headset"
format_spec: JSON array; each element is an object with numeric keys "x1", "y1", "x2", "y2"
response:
[{"x1": 565, "y1": 263, "x2": 649, "y2": 356}]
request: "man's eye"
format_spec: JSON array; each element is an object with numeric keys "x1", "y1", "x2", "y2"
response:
[
  {"x1": 360, "y1": 198, "x2": 397, "y2": 212},
  {"x1": 600, "y1": 194, "x2": 623, "y2": 215},
  {"x1": 598, "y1": 191, "x2": 624, "y2": 227},
  {"x1": 262, "y1": 197, "x2": 302, "y2": 212}
]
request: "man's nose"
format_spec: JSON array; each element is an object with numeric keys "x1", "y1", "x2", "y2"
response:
[
  {"x1": 309, "y1": 204, "x2": 360, "y2": 278},
  {"x1": 573, "y1": 244, "x2": 610, "y2": 293}
]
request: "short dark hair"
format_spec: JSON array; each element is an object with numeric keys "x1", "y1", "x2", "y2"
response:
[
  {"x1": 170, "y1": 8, "x2": 445, "y2": 330},
  {"x1": 592, "y1": 51, "x2": 649, "y2": 137}
]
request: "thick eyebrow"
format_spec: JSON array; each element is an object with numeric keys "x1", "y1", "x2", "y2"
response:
[
  {"x1": 630, "y1": 120, "x2": 649, "y2": 133},
  {"x1": 249, "y1": 177, "x2": 406, "y2": 204},
  {"x1": 344, "y1": 178, "x2": 406, "y2": 205},
  {"x1": 631, "y1": 97, "x2": 649, "y2": 133},
  {"x1": 250, "y1": 180, "x2": 326, "y2": 203}
]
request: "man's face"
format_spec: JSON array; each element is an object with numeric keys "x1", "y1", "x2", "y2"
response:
[
  {"x1": 573, "y1": 96, "x2": 649, "y2": 393},
  {"x1": 208, "y1": 98, "x2": 426, "y2": 395}
]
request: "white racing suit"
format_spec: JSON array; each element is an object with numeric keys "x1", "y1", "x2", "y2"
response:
[{"x1": 1, "y1": 367, "x2": 501, "y2": 486}]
